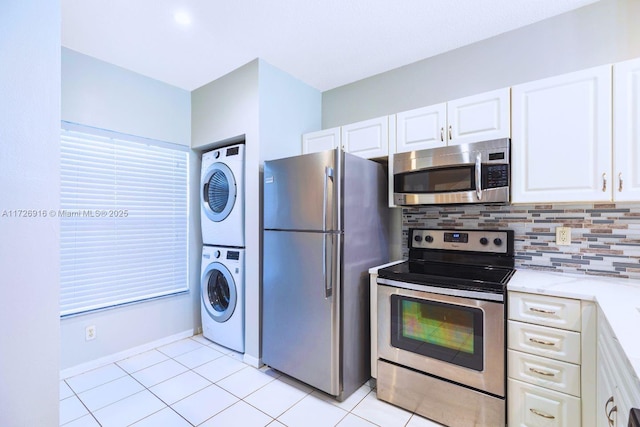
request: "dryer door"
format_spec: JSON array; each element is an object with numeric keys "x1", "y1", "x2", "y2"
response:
[
  {"x1": 201, "y1": 262, "x2": 237, "y2": 323},
  {"x1": 202, "y1": 162, "x2": 237, "y2": 222}
]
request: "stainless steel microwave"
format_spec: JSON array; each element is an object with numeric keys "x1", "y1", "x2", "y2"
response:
[{"x1": 393, "y1": 138, "x2": 510, "y2": 206}]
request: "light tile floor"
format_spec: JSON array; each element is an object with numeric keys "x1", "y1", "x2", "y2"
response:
[{"x1": 60, "y1": 334, "x2": 443, "y2": 427}]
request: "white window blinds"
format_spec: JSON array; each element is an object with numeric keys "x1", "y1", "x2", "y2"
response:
[{"x1": 60, "y1": 122, "x2": 189, "y2": 317}]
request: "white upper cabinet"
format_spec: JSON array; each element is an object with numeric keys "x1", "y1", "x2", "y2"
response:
[
  {"x1": 395, "y1": 103, "x2": 447, "y2": 152},
  {"x1": 447, "y1": 88, "x2": 511, "y2": 146},
  {"x1": 302, "y1": 117, "x2": 389, "y2": 159},
  {"x1": 302, "y1": 127, "x2": 340, "y2": 155},
  {"x1": 341, "y1": 116, "x2": 389, "y2": 159},
  {"x1": 511, "y1": 65, "x2": 612, "y2": 204},
  {"x1": 394, "y1": 88, "x2": 510, "y2": 154},
  {"x1": 613, "y1": 57, "x2": 640, "y2": 201}
]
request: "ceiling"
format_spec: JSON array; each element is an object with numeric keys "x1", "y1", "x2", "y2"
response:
[{"x1": 61, "y1": 0, "x2": 599, "y2": 92}]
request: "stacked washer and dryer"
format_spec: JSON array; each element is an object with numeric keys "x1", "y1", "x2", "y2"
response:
[{"x1": 200, "y1": 143, "x2": 245, "y2": 353}]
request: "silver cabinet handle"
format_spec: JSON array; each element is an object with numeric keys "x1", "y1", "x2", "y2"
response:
[
  {"x1": 605, "y1": 396, "x2": 616, "y2": 427},
  {"x1": 440, "y1": 127, "x2": 444, "y2": 142},
  {"x1": 608, "y1": 405, "x2": 617, "y2": 426},
  {"x1": 529, "y1": 408, "x2": 555, "y2": 419},
  {"x1": 475, "y1": 153, "x2": 482, "y2": 200},
  {"x1": 619, "y1": 172, "x2": 623, "y2": 192},
  {"x1": 529, "y1": 307, "x2": 556, "y2": 314},
  {"x1": 529, "y1": 367, "x2": 555, "y2": 377},
  {"x1": 448, "y1": 125, "x2": 452, "y2": 140},
  {"x1": 602, "y1": 172, "x2": 607, "y2": 192},
  {"x1": 529, "y1": 337, "x2": 555, "y2": 346}
]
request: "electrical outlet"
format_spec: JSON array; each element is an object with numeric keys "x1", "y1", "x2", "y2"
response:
[
  {"x1": 85, "y1": 325, "x2": 96, "y2": 341},
  {"x1": 556, "y1": 226, "x2": 572, "y2": 246}
]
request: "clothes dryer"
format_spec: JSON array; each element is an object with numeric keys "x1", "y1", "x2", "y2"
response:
[
  {"x1": 201, "y1": 245, "x2": 244, "y2": 352},
  {"x1": 201, "y1": 144, "x2": 244, "y2": 247}
]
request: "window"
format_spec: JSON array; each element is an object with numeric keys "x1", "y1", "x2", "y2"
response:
[{"x1": 60, "y1": 122, "x2": 189, "y2": 316}]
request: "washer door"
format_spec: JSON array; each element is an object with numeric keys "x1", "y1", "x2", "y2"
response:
[
  {"x1": 202, "y1": 162, "x2": 237, "y2": 222},
  {"x1": 201, "y1": 262, "x2": 237, "y2": 323}
]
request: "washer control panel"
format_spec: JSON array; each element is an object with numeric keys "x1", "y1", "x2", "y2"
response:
[{"x1": 411, "y1": 228, "x2": 511, "y2": 254}]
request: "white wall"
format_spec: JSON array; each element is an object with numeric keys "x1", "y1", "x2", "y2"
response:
[
  {"x1": 192, "y1": 60, "x2": 262, "y2": 365},
  {"x1": 60, "y1": 48, "x2": 197, "y2": 370},
  {"x1": 0, "y1": 1, "x2": 61, "y2": 425},
  {"x1": 258, "y1": 60, "x2": 322, "y2": 162},
  {"x1": 191, "y1": 59, "x2": 320, "y2": 366},
  {"x1": 322, "y1": 0, "x2": 640, "y2": 127}
]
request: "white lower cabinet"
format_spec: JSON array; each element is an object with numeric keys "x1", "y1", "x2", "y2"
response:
[
  {"x1": 508, "y1": 350, "x2": 581, "y2": 397},
  {"x1": 509, "y1": 378, "x2": 581, "y2": 426},
  {"x1": 596, "y1": 307, "x2": 640, "y2": 427},
  {"x1": 508, "y1": 291, "x2": 596, "y2": 427}
]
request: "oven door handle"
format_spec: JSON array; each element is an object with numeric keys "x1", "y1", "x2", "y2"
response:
[
  {"x1": 475, "y1": 153, "x2": 482, "y2": 200},
  {"x1": 376, "y1": 277, "x2": 504, "y2": 302}
]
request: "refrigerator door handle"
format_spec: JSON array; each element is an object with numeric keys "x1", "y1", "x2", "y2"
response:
[
  {"x1": 324, "y1": 233, "x2": 333, "y2": 298},
  {"x1": 323, "y1": 166, "x2": 334, "y2": 232}
]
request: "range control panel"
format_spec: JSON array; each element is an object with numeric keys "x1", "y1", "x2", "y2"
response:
[{"x1": 410, "y1": 228, "x2": 511, "y2": 254}]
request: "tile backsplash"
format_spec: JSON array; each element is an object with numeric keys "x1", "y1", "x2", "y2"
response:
[{"x1": 402, "y1": 203, "x2": 640, "y2": 280}]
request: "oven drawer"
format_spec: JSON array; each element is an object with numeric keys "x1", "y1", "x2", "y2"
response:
[
  {"x1": 508, "y1": 349, "x2": 581, "y2": 397},
  {"x1": 508, "y1": 320, "x2": 581, "y2": 364},
  {"x1": 508, "y1": 378, "x2": 581, "y2": 427},
  {"x1": 509, "y1": 292, "x2": 581, "y2": 331}
]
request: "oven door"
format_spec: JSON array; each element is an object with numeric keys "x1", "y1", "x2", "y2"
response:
[{"x1": 377, "y1": 283, "x2": 505, "y2": 397}]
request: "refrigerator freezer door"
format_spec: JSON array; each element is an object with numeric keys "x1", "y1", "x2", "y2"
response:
[
  {"x1": 262, "y1": 230, "x2": 340, "y2": 396},
  {"x1": 263, "y1": 149, "x2": 340, "y2": 232}
]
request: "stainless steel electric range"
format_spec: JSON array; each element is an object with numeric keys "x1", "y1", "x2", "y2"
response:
[{"x1": 376, "y1": 228, "x2": 515, "y2": 427}]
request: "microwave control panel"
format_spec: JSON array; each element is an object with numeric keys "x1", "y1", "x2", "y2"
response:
[{"x1": 484, "y1": 164, "x2": 509, "y2": 189}]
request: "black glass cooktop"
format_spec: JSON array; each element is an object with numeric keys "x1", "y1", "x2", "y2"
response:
[{"x1": 378, "y1": 260, "x2": 515, "y2": 294}]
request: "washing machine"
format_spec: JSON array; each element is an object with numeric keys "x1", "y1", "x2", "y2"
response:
[
  {"x1": 201, "y1": 143, "x2": 244, "y2": 247},
  {"x1": 201, "y1": 245, "x2": 244, "y2": 353}
]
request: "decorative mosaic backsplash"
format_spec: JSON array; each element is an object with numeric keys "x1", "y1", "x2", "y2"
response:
[{"x1": 402, "y1": 203, "x2": 640, "y2": 281}]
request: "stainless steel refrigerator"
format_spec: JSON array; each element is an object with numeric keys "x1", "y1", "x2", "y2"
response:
[{"x1": 262, "y1": 148, "x2": 390, "y2": 400}]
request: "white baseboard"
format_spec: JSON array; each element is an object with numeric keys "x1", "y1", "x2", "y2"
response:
[
  {"x1": 60, "y1": 329, "x2": 195, "y2": 379},
  {"x1": 243, "y1": 353, "x2": 262, "y2": 369}
]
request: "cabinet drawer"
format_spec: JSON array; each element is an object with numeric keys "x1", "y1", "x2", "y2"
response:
[
  {"x1": 508, "y1": 350, "x2": 581, "y2": 397},
  {"x1": 509, "y1": 292, "x2": 581, "y2": 331},
  {"x1": 508, "y1": 320, "x2": 581, "y2": 364},
  {"x1": 508, "y1": 378, "x2": 581, "y2": 427}
]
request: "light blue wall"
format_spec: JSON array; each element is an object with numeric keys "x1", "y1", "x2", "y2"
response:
[
  {"x1": 0, "y1": 1, "x2": 61, "y2": 425},
  {"x1": 62, "y1": 48, "x2": 190, "y2": 146},
  {"x1": 60, "y1": 48, "x2": 198, "y2": 370}
]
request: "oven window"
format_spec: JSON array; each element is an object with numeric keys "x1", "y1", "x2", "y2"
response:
[
  {"x1": 390, "y1": 295, "x2": 484, "y2": 371},
  {"x1": 394, "y1": 166, "x2": 474, "y2": 193}
]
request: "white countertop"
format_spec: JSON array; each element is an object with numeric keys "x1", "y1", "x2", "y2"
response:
[
  {"x1": 368, "y1": 260, "x2": 404, "y2": 275},
  {"x1": 509, "y1": 269, "x2": 640, "y2": 386}
]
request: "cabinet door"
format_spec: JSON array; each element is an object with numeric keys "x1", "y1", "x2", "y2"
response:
[
  {"x1": 508, "y1": 378, "x2": 581, "y2": 427},
  {"x1": 341, "y1": 116, "x2": 389, "y2": 159},
  {"x1": 614, "y1": 57, "x2": 640, "y2": 201},
  {"x1": 508, "y1": 350, "x2": 581, "y2": 397},
  {"x1": 447, "y1": 87, "x2": 510, "y2": 146},
  {"x1": 511, "y1": 65, "x2": 612, "y2": 203},
  {"x1": 509, "y1": 292, "x2": 581, "y2": 332},
  {"x1": 302, "y1": 127, "x2": 340, "y2": 154},
  {"x1": 508, "y1": 320, "x2": 581, "y2": 364},
  {"x1": 395, "y1": 103, "x2": 447, "y2": 153}
]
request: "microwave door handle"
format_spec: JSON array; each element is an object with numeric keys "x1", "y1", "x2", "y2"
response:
[{"x1": 475, "y1": 153, "x2": 482, "y2": 200}]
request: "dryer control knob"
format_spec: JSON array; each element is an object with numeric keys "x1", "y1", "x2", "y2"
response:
[
  {"x1": 214, "y1": 250, "x2": 221, "y2": 258},
  {"x1": 214, "y1": 151, "x2": 220, "y2": 159}
]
